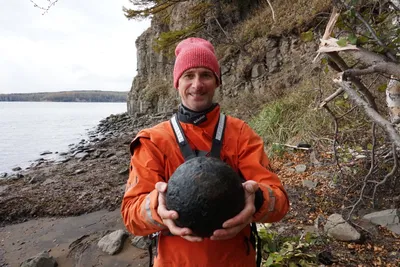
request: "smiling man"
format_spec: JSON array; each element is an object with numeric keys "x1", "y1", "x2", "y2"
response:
[
  {"x1": 177, "y1": 67, "x2": 216, "y2": 111},
  {"x1": 121, "y1": 37, "x2": 289, "y2": 267}
]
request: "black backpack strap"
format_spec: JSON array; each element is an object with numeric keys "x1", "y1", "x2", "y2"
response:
[
  {"x1": 148, "y1": 232, "x2": 159, "y2": 267},
  {"x1": 170, "y1": 113, "x2": 226, "y2": 161},
  {"x1": 148, "y1": 241, "x2": 153, "y2": 267},
  {"x1": 210, "y1": 113, "x2": 226, "y2": 158},
  {"x1": 250, "y1": 223, "x2": 262, "y2": 267},
  {"x1": 170, "y1": 114, "x2": 196, "y2": 160}
]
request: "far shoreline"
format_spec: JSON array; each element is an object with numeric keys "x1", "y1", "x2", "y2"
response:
[
  {"x1": 0, "y1": 102, "x2": 128, "y2": 177},
  {"x1": 0, "y1": 90, "x2": 129, "y2": 103},
  {"x1": 0, "y1": 100, "x2": 126, "y2": 103}
]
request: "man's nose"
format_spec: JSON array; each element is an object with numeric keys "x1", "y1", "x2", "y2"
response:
[{"x1": 191, "y1": 76, "x2": 203, "y2": 89}]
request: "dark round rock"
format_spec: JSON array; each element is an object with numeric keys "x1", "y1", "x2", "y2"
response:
[{"x1": 165, "y1": 156, "x2": 245, "y2": 237}]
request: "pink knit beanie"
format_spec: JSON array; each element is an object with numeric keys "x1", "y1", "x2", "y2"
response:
[{"x1": 173, "y1": 37, "x2": 220, "y2": 89}]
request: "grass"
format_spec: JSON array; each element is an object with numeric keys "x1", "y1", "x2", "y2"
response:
[
  {"x1": 248, "y1": 81, "x2": 333, "y2": 148},
  {"x1": 231, "y1": 0, "x2": 332, "y2": 44}
]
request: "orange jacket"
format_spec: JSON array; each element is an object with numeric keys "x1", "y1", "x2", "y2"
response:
[{"x1": 121, "y1": 105, "x2": 289, "y2": 267}]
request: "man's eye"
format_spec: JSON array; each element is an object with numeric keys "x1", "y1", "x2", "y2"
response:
[{"x1": 184, "y1": 74, "x2": 194, "y2": 79}]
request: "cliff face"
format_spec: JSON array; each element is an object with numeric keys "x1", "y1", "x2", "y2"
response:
[
  {"x1": 127, "y1": 0, "x2": 330, "y2": 117},
  {"x1": 127, "y1": 27, "x2": 173, "y2": 115}
]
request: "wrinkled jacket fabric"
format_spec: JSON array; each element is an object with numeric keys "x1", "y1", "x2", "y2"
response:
[{"x1": 121, "y1": 105, "x2": 289, "y2": 267}]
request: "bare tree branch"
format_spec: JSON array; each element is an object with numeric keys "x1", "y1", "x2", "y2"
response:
[
  {"x1": 327, "y1": 52, "x2": 378, "y2": 110},
  {"x1": 214, "y1": 17, "x2": 231, "y2": 41},
  {"x1": 337, "y1": 106, "x2": 358, "y2": 119},
  {"x1": 334, "y1": 74, "x2": 400, "y2": 148},
  {"x1": 337, "y1": 0, "x2": 398, "y2": 61},
  {"x1": 315, "y1": 9, "x2": 380, "y2": 111},
  {"x1": 372, "y1": 143, "x2": 398, "y2": 208},
  {"x1": 322, "y1": 2, "x2": 400, "y2": 221},
  {"x1": 349, "y1": 49, "x2": 400, "y2": 77},
  {"x1": 353, "y1": 11, "x2": 397, "y2": 62},
  {"x1": 344, "y1": 123, "x2": 377, "y2": 220},
  {"x1": 322, "y1": 7, "x2": 340, "y2": 40},
  {"x1": 323, "y1": 105, "x2": 344, "y2": 178},
  {"x1": 30, "y1": 0, "x2": 59, "y2": 14},
  {"x1": 343, "y1": 62, "x2": 400, "y2": 79},
  {"x1": 387, "y1": 77, "x2": 400, "y2": 124},
  {"x1": 318, "y1": 88, "x2": 344, "y2": 108},
  {"x1": 389, "y1": 1, "x2": 400, "y2": 11},
  {"x1": 264, "y1": 0, "x2": 276, "y2": 22}
]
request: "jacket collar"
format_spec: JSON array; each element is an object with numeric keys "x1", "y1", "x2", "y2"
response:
[{"x1": 177, "y1": 103, "x2": 219, "y2": 125}]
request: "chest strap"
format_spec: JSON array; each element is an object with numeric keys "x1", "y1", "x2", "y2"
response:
[
  {"x1": 170, "y1": 113, "x2": 226, "y2": 160},
  {"x1": 168, "y1": 112, "x2": 262, "y2": 267}
]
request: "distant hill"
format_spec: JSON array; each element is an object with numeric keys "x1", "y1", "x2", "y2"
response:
[{"x1": 0, "y1": 91, "x2": 128, "y2": 102}]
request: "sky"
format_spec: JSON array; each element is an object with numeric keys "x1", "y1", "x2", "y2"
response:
[{"x1": 0, "y1": 0, "x2": 151, "y2": 94}]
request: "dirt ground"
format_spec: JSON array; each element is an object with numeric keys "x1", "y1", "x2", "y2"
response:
[
  {"x1": 0, "y1": 113, "x2": 160, "y2": 267},
  {"x1": 0, "y1": 209, "x2": 149, "y2": 267},
  {"x1": 0, "y1": 113, "x2": 399, "y2": 266},
  {"x1": 269, "y1": 151, "x2": 400, "y2": 266}
]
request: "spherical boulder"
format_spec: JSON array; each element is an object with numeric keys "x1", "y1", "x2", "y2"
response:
[{"x1": 165, "y1": 156, "x2": 245, "y2": 237}]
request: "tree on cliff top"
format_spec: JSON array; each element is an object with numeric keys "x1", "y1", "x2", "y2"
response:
[
  {"x1": 123, "y1": 0, "x2": 263, "y2": 20},
  {"x1": 123, "y1": 0, "x2": 263, "y2": 53}
]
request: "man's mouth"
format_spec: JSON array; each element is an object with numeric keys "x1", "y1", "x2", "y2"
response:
[{"x1": 189, "y1": 93, "x2": 205, "y2": 99}]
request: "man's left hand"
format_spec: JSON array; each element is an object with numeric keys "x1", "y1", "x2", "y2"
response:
[{"x1": 210, "y1": 180, "x2": 258, "y2": 241}]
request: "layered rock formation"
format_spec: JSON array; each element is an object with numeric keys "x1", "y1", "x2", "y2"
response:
[{"x1": 127, "y1": 1, "x2": 328, "y2": 117}]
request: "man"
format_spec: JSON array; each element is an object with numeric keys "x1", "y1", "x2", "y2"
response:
[{"x1": 121, "y1": 37, "x2": 289, "y2": 267}]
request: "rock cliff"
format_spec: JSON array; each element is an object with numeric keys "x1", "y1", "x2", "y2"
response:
[{"x1": 127, "y1": 0, "x2": 332, "y2": 117}]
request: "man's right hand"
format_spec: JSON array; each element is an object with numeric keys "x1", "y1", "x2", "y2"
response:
[{"x1": 155, "y1": 182, "x2": 203, "y2": 242}]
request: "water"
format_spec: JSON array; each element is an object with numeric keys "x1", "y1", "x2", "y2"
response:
[{"x1": 0, "y1": 102, "x2": 127, "y2": 174}]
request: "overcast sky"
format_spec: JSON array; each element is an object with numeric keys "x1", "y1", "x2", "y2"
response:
[{"x1": 0, "y1": 0, "x2": 150, "y2": 94}]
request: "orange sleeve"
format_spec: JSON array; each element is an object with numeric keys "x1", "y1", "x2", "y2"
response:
[
  {"x1": 237, "y1": 123, "x2": 290, "y2": 223},
  {"x1": 121, "y1": 134, "x2": 167, "y2": 236}
]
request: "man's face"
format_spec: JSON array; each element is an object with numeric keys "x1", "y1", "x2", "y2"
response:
[{"x1": 177, "y1": 67, "x2": 218, "y2": 112}]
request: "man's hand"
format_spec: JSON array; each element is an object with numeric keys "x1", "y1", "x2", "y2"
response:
[
  {"x1": 155, "y1": 182, "x2": 203, "y2": 242},
  {"x1": 210, "y1": 180, "x2": 258, "y2": 241}
]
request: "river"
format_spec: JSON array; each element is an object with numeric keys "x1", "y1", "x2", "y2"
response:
[{"x1": 0, "y1": 101, "x2": 127, "y2": 174}]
